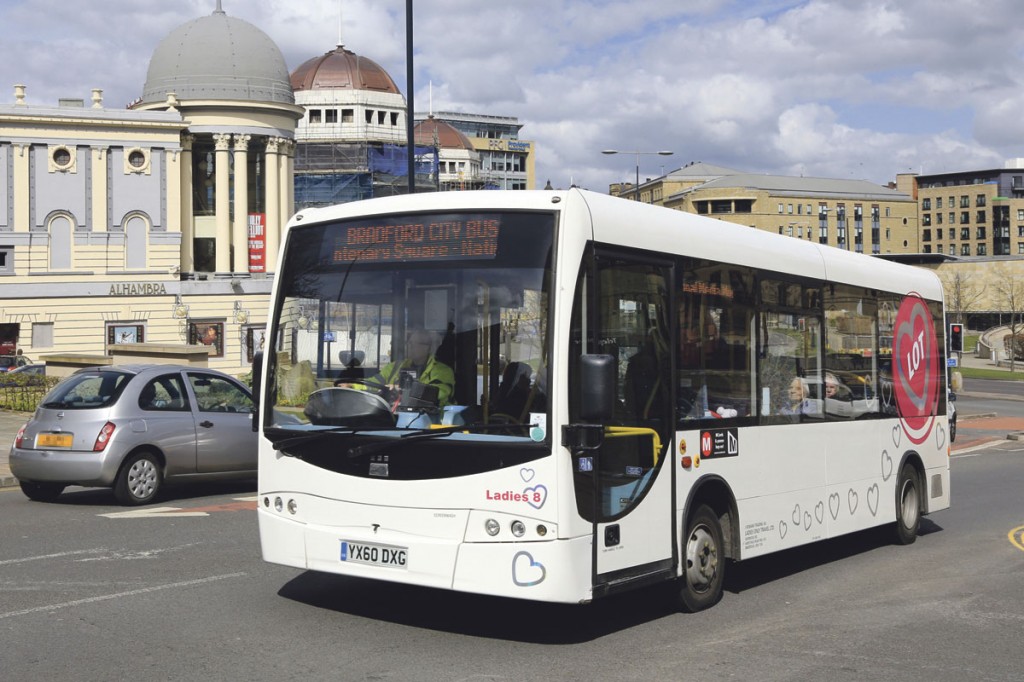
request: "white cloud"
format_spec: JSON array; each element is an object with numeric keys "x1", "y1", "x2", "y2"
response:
[{"x1": 4, "y1": 0, "x2": 1024, "y2": 191}]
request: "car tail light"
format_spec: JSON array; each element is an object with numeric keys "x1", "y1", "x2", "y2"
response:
[
  {"x1": 14, "y1": 424, "x2": 27, "y2": 448},
  {"x1": 93, "y1": 422, "x2": 116, "y2": 451}
]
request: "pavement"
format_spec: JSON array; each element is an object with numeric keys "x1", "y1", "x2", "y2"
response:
[{"x1": 1, "y1": 351, "x2": 1021, "y2": 491}]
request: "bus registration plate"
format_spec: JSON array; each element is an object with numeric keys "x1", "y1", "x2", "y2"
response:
[{"x1": 340, "y1": 540, "x2": 408, "y2": 569}]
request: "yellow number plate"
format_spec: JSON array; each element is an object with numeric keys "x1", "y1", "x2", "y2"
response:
[{"x1": 37, "y1": 433, "x2": 73, "y2": 448}]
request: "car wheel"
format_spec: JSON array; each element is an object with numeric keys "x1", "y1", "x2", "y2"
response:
[
  {"x1": 893, "y1": 462, "x2": 921, "y2": 545},
  {"x1": 950, "y1": 413, "x2": 957, "y2": 443},
  {"x1": 114, "y1": 451, "x2": 162, "y2": 505},
  {"x1": 19, "y1": 481, "x2": 65, "y2": 502},
  {"x1": 678, "y1": 504, "x2": 725, "y2": 612}
]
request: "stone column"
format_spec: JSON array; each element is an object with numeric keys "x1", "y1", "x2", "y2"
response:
[
  {"x1": 232, "y1": 134, "x2": 251, "y2": 273},
  {"x1": 264, "y1": 137, "x2": 282, "y2": 273},
  {"x1": 278, "y1": 139, "x2": 294, "y2": 230},
  {"x1": 213, "y1": 132, "x2": 232, "y2": 273},
  {"x1": 90, "y1": 146, "x2": 108, "y2": 232},
  {"x1": 12, "y1": 143, "x2": 30, "y2": 232},
  {"x1": 179, "y1": 134, "x2": 194, "y2": 272}
]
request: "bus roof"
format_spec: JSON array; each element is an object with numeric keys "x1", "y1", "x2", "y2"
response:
[{"x1": 287, "y1": 188, "x2": 943, "y2": 301}]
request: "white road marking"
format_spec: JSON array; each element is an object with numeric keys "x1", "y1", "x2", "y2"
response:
[
  {"x1": 99, "y1": 506, "x2": 209, "y2": 518},
  {"x1": 0, "y1": 548, "x2": 108, "y2": 566},
  {"x1": 0, "y1": 572, "x2": 246, "y2": 620}
]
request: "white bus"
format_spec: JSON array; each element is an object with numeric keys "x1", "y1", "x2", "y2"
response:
[{"x1": 254, "y1": 188, "x2": 950, "y2": 611}]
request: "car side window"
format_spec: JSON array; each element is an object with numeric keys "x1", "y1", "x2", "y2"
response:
[
  {"x1": 187, "y1": 373, "x2": 253, "y2": 413},
  {"x1": 139, "y1": 375, "x2": 190, "y2": 411}
]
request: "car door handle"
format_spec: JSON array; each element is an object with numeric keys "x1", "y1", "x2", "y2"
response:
[{"x1": 199, "y1": 420, "x2": 214, "y2": 428}]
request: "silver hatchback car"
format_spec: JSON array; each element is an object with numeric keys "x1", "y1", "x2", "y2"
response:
[{"x1": 10, "y1": 364, "x2": 256, "y2": 505}]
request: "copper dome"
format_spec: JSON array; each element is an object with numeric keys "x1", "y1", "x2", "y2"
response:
[
  {"x1": 291, "y1": 46, "x2": 401, "y2": 94},
  {"x1": 414, "y1": 117, "x2": 474, "y2": 150}
]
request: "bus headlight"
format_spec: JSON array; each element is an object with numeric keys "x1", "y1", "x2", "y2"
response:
[
  {"x1": 274, "y1": 497, "x2": 283, "y2": 512},
  {"x1": 287, "y1": 499, "x2": 298, "y2": 515},
  {"x1": 485, "y1": 518, "x2": 501, "y2": 536},
  {"x1": 511, "y1": 520, "x2": 526, "y2": 537}
]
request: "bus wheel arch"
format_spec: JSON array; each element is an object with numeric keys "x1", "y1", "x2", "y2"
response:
[
  {"x1": 677, "y1": 477, "x2": 738, "y2": 612},
  {"x1": 893, "y1": 452, "x2": 923, "y2": 545}
]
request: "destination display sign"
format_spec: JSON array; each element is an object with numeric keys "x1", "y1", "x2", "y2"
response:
[{"x1": 331, "y1": 215, "x2": 500, "y2": 264}]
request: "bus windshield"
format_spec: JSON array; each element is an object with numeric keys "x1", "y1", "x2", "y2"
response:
[{"x1": 264, "y1": 210, "x2": 554, "y2": 470}]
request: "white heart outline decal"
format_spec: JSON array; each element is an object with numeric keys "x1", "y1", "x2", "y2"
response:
[
  {"x1": 523, "y1": 484, "x2": 548, "y2": 509},
  {"x1": 881, "y1": 450, "x2": 894, "y2": 481},
  {"x1": 520, "y1": 468, "x2": 535, "y2": 482},
  {"x1": 829, "y1": 493, "x2": 840, "y2": 520},
  {"x1": 867, "y1": 483, "x2": 880, "y2": 516},
  {"x1": 512, "y1": 551, "x2": 546, "y2": 587}
]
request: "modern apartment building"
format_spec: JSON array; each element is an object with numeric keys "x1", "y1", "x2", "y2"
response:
[
  {"x1": 662, "y1": 172, "x2": 919, "y2": 254},
  {"x1": 909, "y1": 165, "x2": 1024, "y2": 257}
]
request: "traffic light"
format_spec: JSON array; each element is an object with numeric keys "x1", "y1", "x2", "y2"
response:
[{"x1": 949, "y1": 323, "x2": 964, "y2": 353}]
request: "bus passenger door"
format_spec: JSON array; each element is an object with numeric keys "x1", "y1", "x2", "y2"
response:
[{"x1": 569, "y1": 250, "x2": 676, "y2": 591}]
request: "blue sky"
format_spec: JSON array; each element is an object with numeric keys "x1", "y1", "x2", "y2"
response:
[{"x1": 2, "y1": 0, "x2": 1023, "y2": 191}]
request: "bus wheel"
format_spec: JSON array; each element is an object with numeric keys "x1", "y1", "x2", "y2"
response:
[
  {"x1": 893, "y1": 463, "x2": 921, "y2": 545},
  {"x1": 679, "y1": 504, "x2": 725, "y2": 612}
]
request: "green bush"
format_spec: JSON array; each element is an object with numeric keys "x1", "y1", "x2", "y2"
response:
[{"x1": 0, "y1": 375, "x2": 60, "y2": 412}]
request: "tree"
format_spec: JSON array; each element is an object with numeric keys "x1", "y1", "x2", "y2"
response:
[
  {"x1": 941, "y1": 270, "x2": 985, "y2": 328},
  {"x1": 991, "y1": 264, "x2": 1024, "y2": 372}
]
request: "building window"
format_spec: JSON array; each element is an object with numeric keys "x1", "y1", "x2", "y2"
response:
[
  {"x1": 961, "y1": 244, "x2": 971, "y2": 256},
  {"x1": 309, "y1": 109, "x2": 321, "y2": 123},
  {"x1": 978, "y1": 244, "x2": 987, "y2": 256},
  {"x1": 342, "y1": 109, "x2": 354, "y2": 123},
  {"x1": 976, "y1": 194, "x2": 986, "y2": 207},
  {"x1": 48, "y1": 214, "x2": 73, "y2": 270},
  {"x1": 922, "y1": 229, "x2": 931, "y2": 242},
  {"x1": 391, "y1": 112, "x2": 399, "y2": 126},
  {"x1": 922, "y1": 214, "x2": 931, "y2": 227},
  {"x1": 365, "y1": 109, "x2": 374, "y2": 123},
  {"x1": 325, "y1": 109, "x2": 338, "y2": 123},
  {"x1": 922, "y1": 198, "x2": 931, "y2": 210},
  {"x1": 32, "y1": 322, "x2": 54, "y2": 349},
  {"x1": 936, "y1": 213, "x2": 943, "y2": 224},
  {"x1": 949, "y1": 244, "x2": 956, "y2": 255},
  {"x1": 949, "y1": 212, "x2": 955, "y2": 224},
  {"x1": 778, "y1": 203, "x2": 784, "y2": 214},
  {"x1": 923, "y1": 245, "x2": 932, "y2": 253},
  {"x1": 0, "y1": 246, "x2": 12, "y2": 275},
  {"x1": 936, "y1": 197, "x2": 942, "y2": 209},
  {"x1": 960, "y1": 227, "x2": 970, "y2": 240},
  {"x1": 960, "y1": 212, "x2": 970, "y2": 224},
  {"x1": 977, "y1": 227, "x2": 986, "y2": 240},
  {"x1": 959, "y1": 195, "x2": 970, "y2": 208},
  {"x1": 127, "y1": 149, "x2": 147, "y2": 169},
  {"x1": 977, "y1": 210, "x2": 986, "y2": 224}
]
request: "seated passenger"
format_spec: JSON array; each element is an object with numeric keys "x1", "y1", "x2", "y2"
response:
[{"x1": 780, "y1": 377, "x2": 815, "y2": 416}]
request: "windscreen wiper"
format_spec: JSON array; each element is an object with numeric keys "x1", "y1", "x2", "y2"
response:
[
  {"x1": 268, "y1": 426, "x2": 368, "y2": 453},
  {"x1": 346, "y1": 427, "x2": 459, "y2": 458}
]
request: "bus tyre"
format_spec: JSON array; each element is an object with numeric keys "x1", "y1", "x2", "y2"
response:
[
  {"x1": 20, "y1": 481, "x2": 65, "y2": 502},
  {"x1": 114, "y1": 451, "x2": 162, "y2": 506},
  {"x1": 893, "y1": 463, "x2": 921, "y2": 545},
  {"x1": 679, "y1": 504, "x2": 725, "y2": 612}
]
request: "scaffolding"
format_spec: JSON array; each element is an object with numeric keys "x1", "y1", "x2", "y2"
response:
[{"x1": 294, "y1": 141, "x2": 439, "y2": 209}]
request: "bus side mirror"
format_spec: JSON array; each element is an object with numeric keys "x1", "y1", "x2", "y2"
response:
[
  {"x1": 580, "y1": 354, "x2": 615, "y2": 422},
  {"x1": 250, "y1": 351, "x2": 263, "y2": 432}
]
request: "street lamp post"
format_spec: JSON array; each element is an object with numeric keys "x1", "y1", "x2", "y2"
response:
[{"x1": 602, "y1": 149, "x2": 673, "y2": 201}]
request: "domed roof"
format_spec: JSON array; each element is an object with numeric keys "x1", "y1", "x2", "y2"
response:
[
  {"x1": 141, "y1": 7, "x2": 293, "y2": 105},
  {"x1": 291, "y1": 45, "x2": 401, "y2": 94},
  {"x1": 414, "y1": 117, "x2": 474, "y2": 150}
]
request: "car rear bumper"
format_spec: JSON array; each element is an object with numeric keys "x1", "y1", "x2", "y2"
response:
[{"x1": 9, "y1": 446, "x2": 119, "y2": 486}]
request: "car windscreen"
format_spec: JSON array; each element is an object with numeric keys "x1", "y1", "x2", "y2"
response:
[{"x1": 40, "y1": 371, "x2": 133, "y2": 409}]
